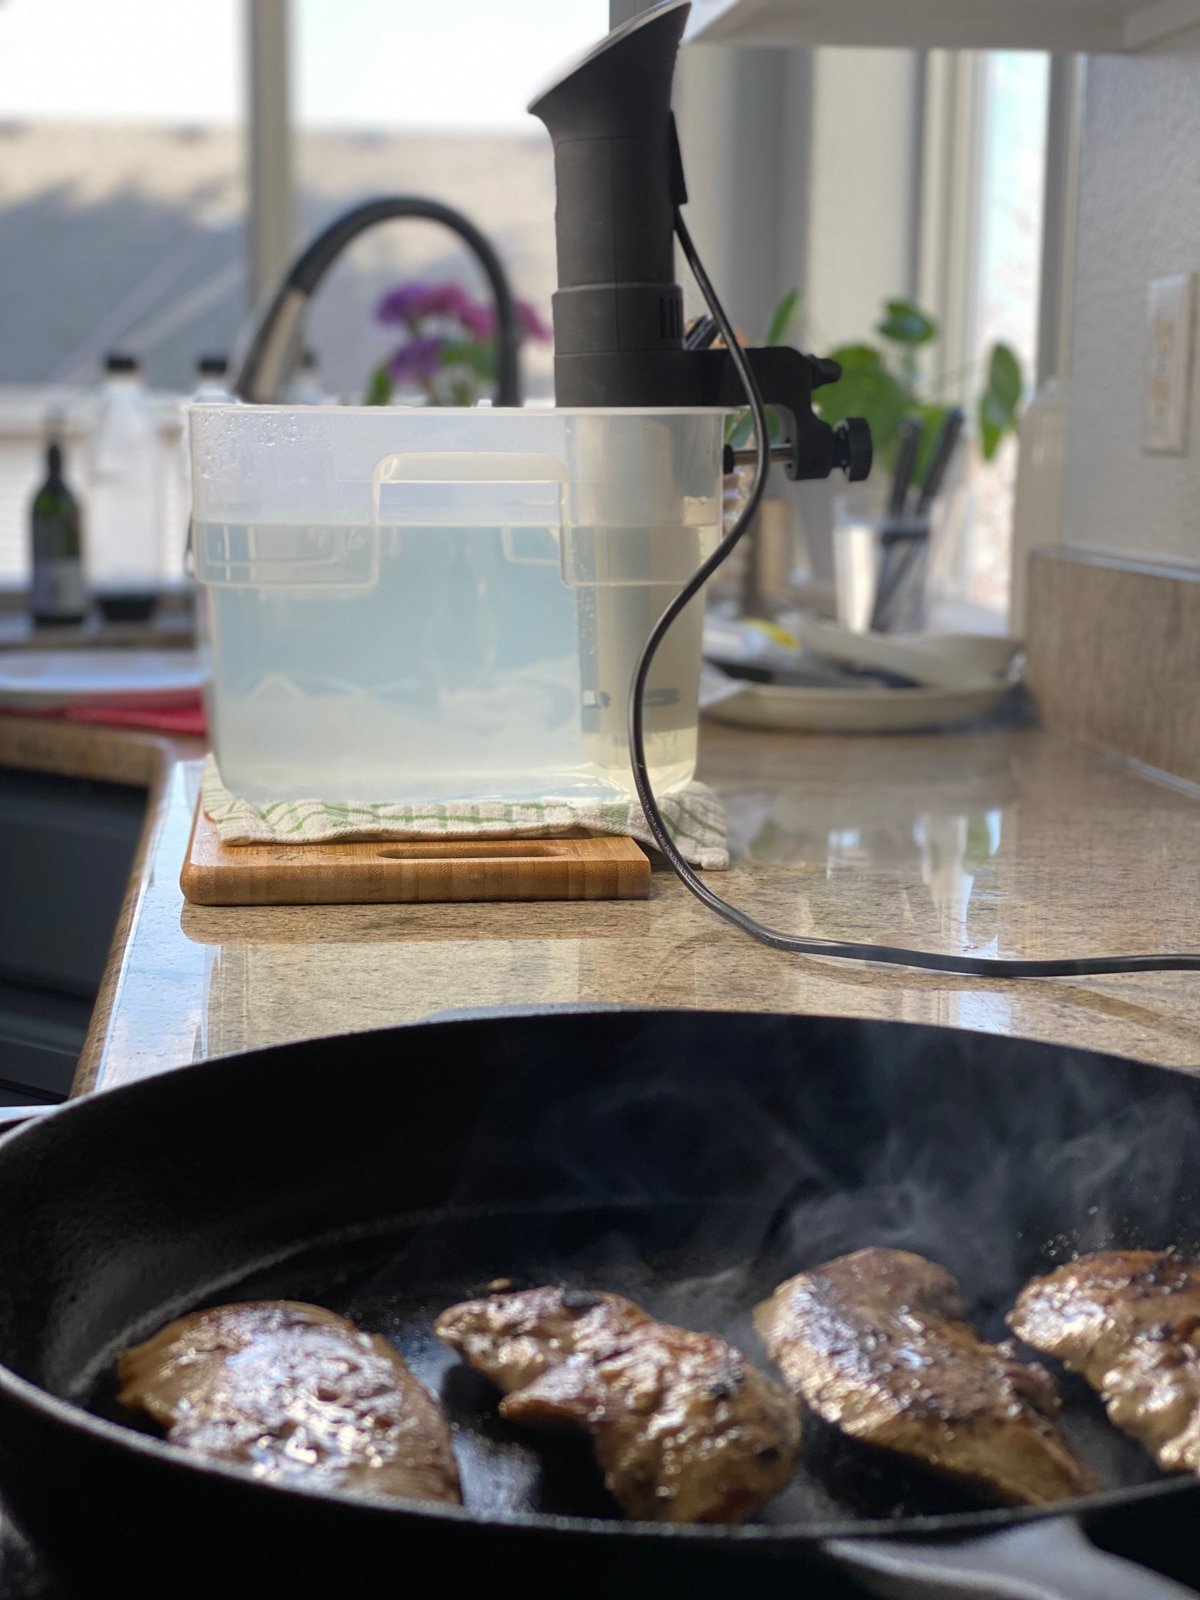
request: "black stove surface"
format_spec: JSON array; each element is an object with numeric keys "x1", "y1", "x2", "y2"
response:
[
  {"x1": 0, "y1": 1528, "x2": 70, "y2": 1600},
  {"x1": 0, "y1": 1517, "x2": 882, "y2": 1600},
  {"x1": 5, "y1": 1503, "x2": 1195, "y2": 1599}
]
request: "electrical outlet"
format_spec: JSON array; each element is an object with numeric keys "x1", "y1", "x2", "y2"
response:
[{"x1": 1143, "y1": 273, "x2": 1194, "y2": 453}]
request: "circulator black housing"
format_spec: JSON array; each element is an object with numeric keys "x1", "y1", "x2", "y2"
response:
[
  {"x1": 529, "y1": 0, "x2": 870, "y2": 483},
  {"x1": 529, "y1": 4, "x2": 689, "y2": 402}
]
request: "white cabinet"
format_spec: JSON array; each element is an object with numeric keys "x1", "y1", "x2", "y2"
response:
[{"x1": 686, "y1": 0, "x2": 1200, "y2": 52}]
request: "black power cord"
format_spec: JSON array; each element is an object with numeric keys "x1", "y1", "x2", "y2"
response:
[{"x1": 625, "y1": 207, "x2": 1200, "y2": 979}]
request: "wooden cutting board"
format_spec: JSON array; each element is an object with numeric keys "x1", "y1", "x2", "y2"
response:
[{"x1": 180, "y1": 802, "x2": 651, "y2": 906}]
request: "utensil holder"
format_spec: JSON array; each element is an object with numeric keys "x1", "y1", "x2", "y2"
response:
[{"x1": 834, "y1": 491, "x2": 933, "y2": 634}]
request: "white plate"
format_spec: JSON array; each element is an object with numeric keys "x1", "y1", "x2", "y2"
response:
[
  {"x1": 0, "y1": 649, "x2": 206, "y2": 711},
  {"x1": 796, "y1": 618, "x2": 1024, "y2": 690},
  {"x1": 703, "y1": 675, "x2": 1014, "y2": 733}
]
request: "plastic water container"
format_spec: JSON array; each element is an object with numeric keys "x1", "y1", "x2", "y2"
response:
[{"x1": 189, "y1": 405, "x2": 725, "y2": 803}]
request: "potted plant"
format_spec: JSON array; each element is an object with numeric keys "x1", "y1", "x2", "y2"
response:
[
  {"x1": 365, "y1": 280, "x2": 550, "y2": 406},
  {"x1": 722, "y1": 293, "x2": 1025, "y2": 623},
  {"x1": 726, "y1": 292, "x2": 1024, "y2": 472},
  {"x1": 813, "y1": 298, "x2": 1024, "y2": 474}
]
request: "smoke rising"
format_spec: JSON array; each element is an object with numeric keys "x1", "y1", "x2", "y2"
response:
[{"x1": 344, "y1": 1012, "x2": 1200, "y2": 1520}]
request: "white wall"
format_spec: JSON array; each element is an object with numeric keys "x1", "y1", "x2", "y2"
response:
[
  {"x1": 675, "y1": 44, "x2": 923, "y2": 349},
  {"x1": 1063, "y1": 29, "x2": 1200, "y2": 566},
  {"x1": 674, "y1": 43, "x2": 926, "y2": 586},
  {"x1": 806, "y1": 49, "x2": 923, "y2": 350},
  {"x1": 673, "y1": 43, "x2": 807, "y2": 339}
]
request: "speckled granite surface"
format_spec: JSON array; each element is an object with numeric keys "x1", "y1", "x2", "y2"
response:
[
  {"x1": 5, "y1": 710, "x2": 1196, "y2": 1089},
  {"x1": 3, "y1": 707, "x2": 1200, "y2": 1593}
]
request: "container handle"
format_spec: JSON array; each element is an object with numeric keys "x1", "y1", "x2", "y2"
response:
[
  {"x1": 371, "y1": 451, "x2": 569, "y2": 567},
  {"x1": 372, "y1": 451, "x2": 569, "y2": 489}
]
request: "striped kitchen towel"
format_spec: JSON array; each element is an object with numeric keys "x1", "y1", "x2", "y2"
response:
[{"x1": 201, "y1": 755, "x2": 728, "y2": 869}]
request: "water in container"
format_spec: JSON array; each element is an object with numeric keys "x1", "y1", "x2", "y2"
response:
[{"x1": 190, "y1": 406, "x2": 724, "y2": 804}]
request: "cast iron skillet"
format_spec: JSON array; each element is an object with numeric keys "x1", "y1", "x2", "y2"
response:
[{"x1": 0, "y1": 1009, "x2": 1197, "y2": 1600}]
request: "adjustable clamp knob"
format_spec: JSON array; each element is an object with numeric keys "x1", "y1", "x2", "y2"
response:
[
  {"x1": 810, "y1": 356, "x2": 843, "y2": 390},
  {"x1": 834, "y1": 417, "x2": 873, "y2": 482}
]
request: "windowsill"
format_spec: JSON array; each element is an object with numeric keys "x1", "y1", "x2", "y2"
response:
[
  {"x1": 926, "y1": 596, "x2": 1013, "y2": 637},
  {"x1": 0, "y1": 587, "x2": 196, "y2": 650}
]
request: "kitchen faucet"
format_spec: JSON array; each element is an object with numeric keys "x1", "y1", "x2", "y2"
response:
[{"x1": 232, "y1": 197, "x2": 522, "y2": 405}]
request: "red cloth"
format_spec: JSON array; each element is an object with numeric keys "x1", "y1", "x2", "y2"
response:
[
  {"x1": 61, "y1": 698, "x2": 207, "y2": 735},
  {"x1": 8, "y1": 697, "x2": 207, "y2": 736}
]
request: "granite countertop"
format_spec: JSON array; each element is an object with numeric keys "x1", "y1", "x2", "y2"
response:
[{"x1": 3, "y1": 710, "x2": 1200, "y2": 1092}]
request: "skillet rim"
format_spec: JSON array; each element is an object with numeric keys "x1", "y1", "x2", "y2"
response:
[{"x1": 0, "y1": 1006, "x2": 1198, "y2": 1545}]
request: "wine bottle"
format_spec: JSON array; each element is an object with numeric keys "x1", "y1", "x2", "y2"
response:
[{"x1": 30, "y1": 435, "x2": 87, "y2": 626}]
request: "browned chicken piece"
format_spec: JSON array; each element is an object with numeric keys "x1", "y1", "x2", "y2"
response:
[
  {"x1": 1009, "y1": 1249, "x2": 1200, "y2": 1475},
  {"x1": 755, "y1": 1248, "x2": 1099, "y2": 1507},
  {"x1": 117, "y1": 1300, "x2": 460, "y2": 1504},
  {"x1": 434, "y1": 1285, "x2": 799, "y2": 1522}
]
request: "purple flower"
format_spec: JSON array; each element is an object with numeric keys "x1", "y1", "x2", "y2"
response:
[
  {"x1": 388, "y1": 336, "x2": 444, "y2": 382},
  {"x1": 377, "y1": 282, "x2": 432, "y2": 325},
  {"x1": 459, "y1": 302, "x2": 497, "y2": 341},
  {"x1": 416, "y1": 282, "x2": 471, "y2": 319},
  {"x1": 376, "y1": 277, "x2": 551, "y2": 347},
  {"x1": 377, "y1": 280, "x2": 476, "y2": 326},
  {"x1": 517, "y1": 299, "x2": 551, "y2": 341}
]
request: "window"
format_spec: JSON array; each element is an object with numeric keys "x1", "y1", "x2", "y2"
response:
[
  {"x1": 964, "y1": 51, "x2": 1050, "y2": 612},
  {"x1": 0, "y1": 0, "x2": 246, "y2": 390},
  {"x1": 0, "y1": 3, "x2": 1051, "y2": 614},
  {"x1": 921, "y1": 49, "x2": 1050, "y2": 616},
  {"x1": 291, "y1": 0, "x2": 606, "y2": 405},
  {"x1": 0, "y1": 0, "x2": 245, "y2": 582},
  {"x1": 0, "y1": 0, "x2": 605, "y2": 585}
]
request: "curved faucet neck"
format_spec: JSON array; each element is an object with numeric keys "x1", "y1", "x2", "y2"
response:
[{"x1": 233, "y1": 196, "x2": 522, "y2": 406}]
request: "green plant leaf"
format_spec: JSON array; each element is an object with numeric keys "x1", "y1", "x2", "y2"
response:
[
  {"x1": 764, "y1": 288, "x2": 802, "y2": 348},
  {"x1": 988, "y1": 342, "x2": 1023, "y2": 408},
  {"x1": 977, "y1": 342, "x2": 1024, "y2": 460},
  {"x1": 875, "y1": 300, "x2": 937, "y2": 346},
  {"x1": 978, "y1": 399, "x2": 1004, "y2": 462},
  {"x1": 827, "y1": 343, "x2": 886, "y2": 374},
  {"x1": 364, "y1": 364, "x2": 392, "y2": 406},
  {"x1": 441, "y1": 338, "x2": 496, "y2": 380},
  {"x1": 909, "y1": 401, "x2": 949, "y2": 484},
  {"x1": 817, "y1": 347, "x2": 910, "y2": 464}
]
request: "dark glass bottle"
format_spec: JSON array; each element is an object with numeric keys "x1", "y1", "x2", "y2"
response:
[{"x1": 30, "y1": 439, "x2": 88, "y2": 626}]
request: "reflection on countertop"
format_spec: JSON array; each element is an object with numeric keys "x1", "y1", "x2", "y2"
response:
[{"x1": 16, "y1": 712, "x2": 1191, "y2": 1093}]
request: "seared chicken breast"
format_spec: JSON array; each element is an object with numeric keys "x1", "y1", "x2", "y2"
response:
[
  {"x1": 755, "y1": 1248, "x2": 1099, "y2": 1506},
  {"x1": 1009, "y1": 1249, "x2": 1200, "y2": 1474},
  {"x1": 118, "y1": 1300, "x2": 461, "y2": 1504},
  {"x1": 435, "y1": 1285, "x2": 799, "y2": 1522}
]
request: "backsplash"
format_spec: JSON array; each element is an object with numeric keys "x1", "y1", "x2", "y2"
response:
[{"x1": 1025, "y1": 548, "x2": 1200, "y2": 787}]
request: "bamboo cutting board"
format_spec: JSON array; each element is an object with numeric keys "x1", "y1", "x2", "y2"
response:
[{"x1": 180, "y1": 802, "x2": 651, "y2": 906}]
